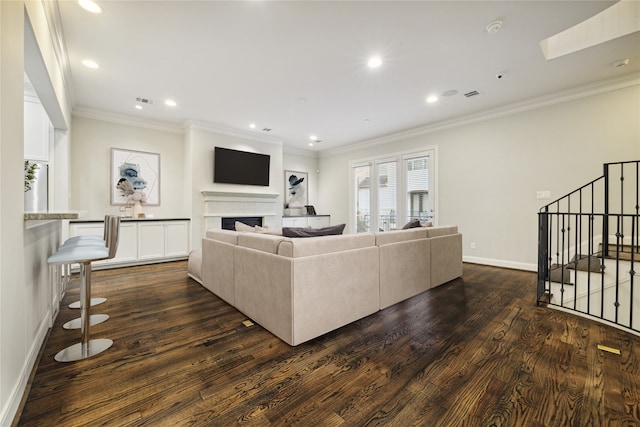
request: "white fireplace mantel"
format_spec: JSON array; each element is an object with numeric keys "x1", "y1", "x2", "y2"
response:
[{"x1": 201, "y1": 190, "x2": 281, "y2": 230}]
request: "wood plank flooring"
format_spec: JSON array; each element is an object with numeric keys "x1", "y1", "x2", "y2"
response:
[{"x1": 15, "y1": 261, "x2": 640, "y2": 426}]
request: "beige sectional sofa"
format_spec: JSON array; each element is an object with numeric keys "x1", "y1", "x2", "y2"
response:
[{"x1": 192, "y1": 225, "x2": 462, "y2": 346}]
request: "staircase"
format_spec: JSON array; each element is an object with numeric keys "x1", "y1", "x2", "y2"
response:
[{"x1": 537, "y1": 161, "x2": 640, "y2": 334}]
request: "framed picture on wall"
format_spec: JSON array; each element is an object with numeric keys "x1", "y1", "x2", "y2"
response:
[
  {"x1": 111, "y1": 148, "x2": 161, "y2": 206},
  {"x1": 284, "y1": 170, "x2": 308, "y2": 208}
]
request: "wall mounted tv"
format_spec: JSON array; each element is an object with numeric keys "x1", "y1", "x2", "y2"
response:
[{"x1": 213, "y1": 147, "x2": 270, "y2": 186}]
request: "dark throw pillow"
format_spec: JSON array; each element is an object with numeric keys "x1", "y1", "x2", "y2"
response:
[
  {"x1": 282, "y1": 224, "x2": 346, "y2": 238},
  {"x1": 401, "y1": 219, "x2": 421, "y2": 229}
]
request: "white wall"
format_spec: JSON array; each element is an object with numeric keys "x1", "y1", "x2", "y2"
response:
[
  {"x1": 1, "y1": 2, "x2": 73, "y2": 424},
  {"x1": 186, "y1": 123, "x2": 284, "y2": 247},
  {"x1": 319, "y1": 83, "x2": 640, "y2": 270},
  {"x1": 70, "y1": 115, "x2": 186, "y2": 219}
]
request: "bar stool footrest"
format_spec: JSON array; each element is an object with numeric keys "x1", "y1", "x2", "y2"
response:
[
  {"x1": 63, "y1": 314, "x2": 109, "y2": 330},
  {"x1": 69, "y1": 298, "x2": 107, "y2": 309}
]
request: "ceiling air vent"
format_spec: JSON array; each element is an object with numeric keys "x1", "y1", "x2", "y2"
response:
[
  {"x1": 464, "y1": 90, "x2": 480, "y2": 98},
  {"x1": 136, "y1": 97, "x2": 153, "y2": 104}
]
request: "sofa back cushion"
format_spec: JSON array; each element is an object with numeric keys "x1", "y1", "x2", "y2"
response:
[
  {"x1": 375, "y1": 227, "x2": 428, "y2": 246},
  {"x1": 205, "y1": 229, "x2": 239, "y2": 245},
  {"x1": 425, "y1": 225, "x2": 458, "y2": 238},
  {"x1": 277, "y1": 232, "x2": 375, "y2": 258},
  {"x1": 237, "y1": 232, "x2": 287, "y2": 254}
]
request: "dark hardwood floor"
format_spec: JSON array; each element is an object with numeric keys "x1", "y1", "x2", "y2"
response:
[{"x1": 15, "y1": 261, "x2": 640, "y2": 426}]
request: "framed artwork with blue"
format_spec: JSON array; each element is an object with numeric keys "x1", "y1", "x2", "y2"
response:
[{"x1": 111, "y1": 148, "x2": 160, "y2": 206}]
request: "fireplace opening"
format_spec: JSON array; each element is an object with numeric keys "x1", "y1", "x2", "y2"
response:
[{"x1": 221, "y1": 216, "x2": 263, "y2": 231}]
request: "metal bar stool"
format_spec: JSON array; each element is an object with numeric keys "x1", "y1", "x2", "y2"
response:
[
  {"x1": 63, "y1": 215, "x2": 112, "y2": 309},
  {"x1": 48, "y1": 216, "x2": 120, "y2": 362}
]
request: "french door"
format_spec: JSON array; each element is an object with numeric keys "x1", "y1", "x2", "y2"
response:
[{"x1": 351, "y1": 149, "x2": 435, "y2": 233}]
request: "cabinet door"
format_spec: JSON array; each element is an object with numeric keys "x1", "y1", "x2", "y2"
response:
[
  {"x1": 165, "y1": 221, "x2": 189, "y2": 257},
  {"x1": 110, "y1": 222, "x2": 137, "y2": 264},
  {"x1": 70, "y1": 223, "x2": 104, "y2": 238},
  {"x1": 308, "y1": 217, "x2": 330, "y2": 228},
  {"x1": 24, "y1": 98, "x2": 52, "y2": 162},
  {"x1": 138, "y1": 222, "x2": 165, "y2": 260},
  {"x1": 283, "y1": 217, "x2": 307, "y2": 227}
]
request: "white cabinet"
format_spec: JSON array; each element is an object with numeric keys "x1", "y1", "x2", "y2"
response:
[
  {"x1": 282, "y1": 215, "x2": 330, "y2": 228},
  {"x1": 69, "y1": 219, "x2": 190, "y2": 269},
  {"x1": 138, "y1": 221, "x2": 190, "y2": 260},
  {"x1": 24, "y1": 96, "x2": 52, "y2": 162}
]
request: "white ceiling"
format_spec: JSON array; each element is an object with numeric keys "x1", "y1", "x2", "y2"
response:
[{"x1": 56, "y1": 0, "x2": 640, "y2": 152}]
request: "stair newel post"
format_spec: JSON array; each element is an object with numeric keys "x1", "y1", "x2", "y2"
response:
[{"x1": 537, "y1": 207, "x2": 549, "y2": 305}]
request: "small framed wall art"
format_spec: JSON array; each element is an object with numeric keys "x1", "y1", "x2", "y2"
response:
[
  {"x1": 111, "y1": 148, "x2": 160, "y2": 206},
  {"x1": 284, "y1": 170, "x2": 308, "y2": 208}
]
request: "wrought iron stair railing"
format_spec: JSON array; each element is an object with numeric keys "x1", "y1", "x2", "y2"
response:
[{"x1": 537, "y1": 161, "x2": 640, "y2": 334}]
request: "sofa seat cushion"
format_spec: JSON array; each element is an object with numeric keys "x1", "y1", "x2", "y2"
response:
[{"x1": 278, "y1": 233, "x2": 376, "y2": 258}]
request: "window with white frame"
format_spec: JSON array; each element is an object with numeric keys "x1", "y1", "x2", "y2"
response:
[{"x1": 350, "y1": 149, "x2": 435, "y2": 233}]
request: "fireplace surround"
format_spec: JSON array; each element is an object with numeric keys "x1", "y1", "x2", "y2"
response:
[{"x1": 201, "y1": 190, "x2": 279, "y2": 231}]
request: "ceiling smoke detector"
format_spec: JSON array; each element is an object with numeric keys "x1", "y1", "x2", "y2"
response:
[{"x1": 486, "y1": 20, "x2": 503, "y2": 34}]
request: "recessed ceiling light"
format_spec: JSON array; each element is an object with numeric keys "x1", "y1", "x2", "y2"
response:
[
  {"x1": 309, "y1": 135, "x2": 318, "y2": 141},
  {"x1": 81, "y1": 59, "x2": 99, "y2": 69},
  {"x1": 486, "y1": 20, "x2": 502, "y2": 34},
  {"x1": 613, "y1": 58, "x2": 630, "y2": 68},
  {"x1": 135, "y1": 105, "x2": 142, "y2": 110},
  {"x1": 368, "y1": 56, "x2": 382, "y2": 68},
  {"x1": 426, "y1": 95, "x2": 439, "y2": 104},
  {"x1": 165, "y1": 99, "x2": 177, "y2": 107},
  {"x1": 78, "y1": 0, "x2": 102, "y2": 14},
  {"x1": 249, "y1": 123, "x2": 256, "y2": 129},
  {"x1": 308, "y1": 142, "x2": 314, "y2": 147}
]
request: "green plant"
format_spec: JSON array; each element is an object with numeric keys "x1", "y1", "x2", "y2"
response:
[{"x1": 24, "y1": 160, "x2": 39, "y2": 192}]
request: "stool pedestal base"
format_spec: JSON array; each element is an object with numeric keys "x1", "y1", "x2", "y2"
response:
[{"x1": 54, "y1": 338, "x2": 113, "y2": 362}]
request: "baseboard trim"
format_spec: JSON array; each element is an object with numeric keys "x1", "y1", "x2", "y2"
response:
[
  {"x1": 1, "y1": 310, "x2": 51, "y2": 426},
  {"x1": 463, "y1": 256, "x2": 537, "y2": 272}
]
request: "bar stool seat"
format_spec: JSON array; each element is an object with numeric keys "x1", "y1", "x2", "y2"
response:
[{"x1": 48, "y1": 216, "x2": 120, "y2": 362}]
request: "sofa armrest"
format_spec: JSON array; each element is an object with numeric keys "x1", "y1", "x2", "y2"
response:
[
  {"x1": 234, "y1": 245, "x2": 379, "y2": 346},
  {"x1": 202, "y1": 237, "x2": 236, "y2": 305},
  {"x1": 379, "y1": 238, "x2": 431, "y2": 309},
  {"x1": 235, "y1": 247, "x2": 294, "y2": 344},
  {"x1": 430, "y1": 233, "x2": 463, "y2": 288}
]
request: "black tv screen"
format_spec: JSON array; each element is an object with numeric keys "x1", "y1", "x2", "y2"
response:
[{"x1": 214, "y1": 147, "x2": 270, "y2": 186}]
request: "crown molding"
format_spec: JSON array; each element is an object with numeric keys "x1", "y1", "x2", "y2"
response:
[
  {"x1": 73, "y1": 107, "x2": 184, "y2": 133},
  {"x1": 41, "y1": 0, "x2": 75, "y2": 111},
  {"x1": 282, "y1": 145, "x2": 319, "y2": 158},
  {"x1": 185, "y1": 120, "x2": 283, "y2": 146},
  {"x1": 320, "y1": 73, "x2": 640, "y2": 158}
]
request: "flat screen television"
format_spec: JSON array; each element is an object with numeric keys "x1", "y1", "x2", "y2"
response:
[{"x1": 214, "y1": 147, "x2": 270, "y2": 186}]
